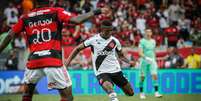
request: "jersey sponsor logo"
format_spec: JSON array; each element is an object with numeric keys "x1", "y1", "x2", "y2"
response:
[
  {"x1": 28, "y1": 9, "x2": 50, "y2": 17},
  {"x1": 62, "y1": 11, "x2": 71, "y2": 16},
  {"x1": 97, "y1": 51, "x2": 112, "y2": 55},
  {"x1": 33, "y1": 50, "x2": 51, "y2": 56},
  {"x1": 28, "y1": 49, "x2": 62, "y2": 60}
]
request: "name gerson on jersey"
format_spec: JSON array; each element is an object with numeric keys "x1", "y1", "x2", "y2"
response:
[
  {"x1": 84, "y1": 34, "x2": 122, "y2": 76},
  {"x1": 28, "y1": 18, "x2": 53, "y2": 28},
  {"x1": 12, "y1": 7, "x2": 74, "y2": 69}
]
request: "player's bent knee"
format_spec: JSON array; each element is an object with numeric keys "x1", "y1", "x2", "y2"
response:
[
  {"x1": 102, "y1": 81, "x2": 114, "y2": 94},
  {"x1": 102, "y1": 81, "x2": 113, "y2": 88}
]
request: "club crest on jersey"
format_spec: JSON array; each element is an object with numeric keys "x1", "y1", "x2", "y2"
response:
[{"x1": 108, "y1": 42, "x2": 115, "y2": 48}]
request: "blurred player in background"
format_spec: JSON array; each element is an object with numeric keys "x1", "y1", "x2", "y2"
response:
[
  {"x1": 65, "y1": 20, "x2": 134, "y2": 101},
  {"x1": 0, "y1": 0, "x2": 106, "y2": 101},
  {"x1": 138, "y1": 29, "x2": 162, "y2": 99}
]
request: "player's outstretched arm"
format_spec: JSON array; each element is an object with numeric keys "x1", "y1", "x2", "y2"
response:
[
  {"x1": 0, "y1": 30, "x2": 15, "y2": 53},
  {"x1": 70, "y1": 8, "x2": 107, "y2": 24},
  {"x1": 65, "y1": 43, "x2": 86, "y2": 67}
]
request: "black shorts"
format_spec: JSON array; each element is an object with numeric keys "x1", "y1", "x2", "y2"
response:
[{"x1": 96, "y1": 71, "x2": 129, "y2": 88}]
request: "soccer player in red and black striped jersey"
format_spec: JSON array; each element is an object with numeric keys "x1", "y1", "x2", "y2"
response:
[{"x1": 0, "y1": 0, "x2": 106, "y2": 101}]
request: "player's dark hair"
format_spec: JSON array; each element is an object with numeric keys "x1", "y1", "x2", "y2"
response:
[
  {"x1": 36, "y1": 0, "x2": 50, "y2": 5},
  {"x1": 101, "y1": 20, "x2": 113, "y2": 29},
  {"x1": 101, "y1": 20, "x2": 112, "y2": 26}
]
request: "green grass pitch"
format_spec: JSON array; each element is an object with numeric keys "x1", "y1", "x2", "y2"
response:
[{"x1": 0, "y1": 94, "x2": 201, "y2": 101}]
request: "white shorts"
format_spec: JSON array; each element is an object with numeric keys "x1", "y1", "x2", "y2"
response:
[{"x1": 23, "y1": 66, "x2": 72, "y2": 89}]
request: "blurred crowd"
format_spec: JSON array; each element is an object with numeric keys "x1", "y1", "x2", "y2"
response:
[{"x1": 0, "y1": 0, "x2": 201, "y2": 70}]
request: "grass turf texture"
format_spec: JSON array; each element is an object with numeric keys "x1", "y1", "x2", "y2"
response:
[{"x1": 0, "y1": 94, "x2": 201, "y2": 101}]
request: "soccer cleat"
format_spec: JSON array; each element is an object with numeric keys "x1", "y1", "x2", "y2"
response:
[
  {"x1": 109, "y1": 92, "x2": 119, "y2": 101},
  {"x1": 155, "y1": 92, "x2": 162, "y2": 98},
  {"x1": 110, "y1": 98, "x2": 119, "y2": 101},
  {"x1": 140, "y1": 93, "x2": 146, "y2": 99}
]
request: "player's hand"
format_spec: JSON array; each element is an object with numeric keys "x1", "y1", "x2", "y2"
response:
[{"x1": 144, "y1": 57, "x2": 153, "y2": 64}]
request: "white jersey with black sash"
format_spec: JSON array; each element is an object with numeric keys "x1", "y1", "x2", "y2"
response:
[{"x1": 84, "y1": 34, "x2": 122, "y2": 76}]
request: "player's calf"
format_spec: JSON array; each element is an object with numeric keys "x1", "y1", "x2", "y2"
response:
[
  {"x1": 102, "y1": 81, "x2": 119, "y2": 101},
  {"x1": 60, "y1": 96, "x2": 73, "y2": 101},
  {"x1": 122, "y1": 83, "x2": 134, "y2": 96},
  {"x1": 102, "y1": 81, "x2": 114, "y2": 93},
  {"x1": 22, "y1": 84, "x2": 36, "y2": 101},
  {"x1": 59, "y1": 86, "x2": 74, "y2": 101}
]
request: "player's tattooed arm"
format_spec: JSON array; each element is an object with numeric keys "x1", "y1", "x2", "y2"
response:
[
  {"x1": 70, "y1": 11, "x2": 95, "y2": 24},
  {"x1": 70, "y1": 8, "x2": 107, "y2": 24},
  {"x1": 65, "y1": 43, "x2": 86, "y2": 67},
  {"x1": 0, "y1": 30, "x2": 15, "y2": 53},
  {"x1": 117, "y1": 50, "x2": 130, "y2": 64}
]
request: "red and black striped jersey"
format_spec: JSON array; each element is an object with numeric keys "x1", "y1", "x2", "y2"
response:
[{"x1": 12, "y1": 7, "x2": 74, "y2": 69}]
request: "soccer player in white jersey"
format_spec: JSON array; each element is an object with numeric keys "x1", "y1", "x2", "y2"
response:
[
  {"x1": 138, "y1": 29, "x2": 162, "y2": 99},
  {"x1": 65, "y1": 20, "x2": 134, "y2": 101}
]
